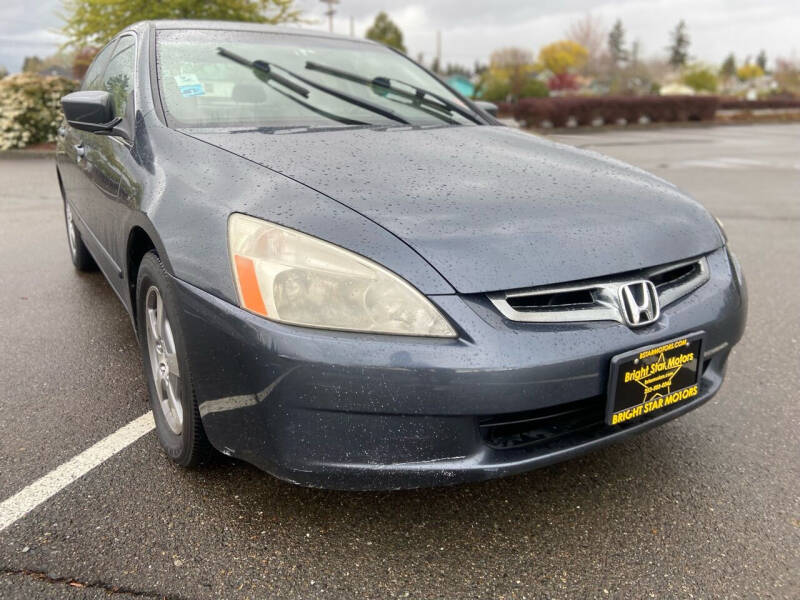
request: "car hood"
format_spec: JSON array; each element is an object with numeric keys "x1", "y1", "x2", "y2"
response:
[{"x1": 185, "y1": 125, "x2": 722, "y2": 293}]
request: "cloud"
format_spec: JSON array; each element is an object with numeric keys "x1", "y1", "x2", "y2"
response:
[
  {"x1": 1, "y1": 0, "x2": 797, "y2": 73},
  {"x1": 297, "y1": 0, "x2": 800, "y2": 67},
  {"x1": 0, "y1": 0, "x2": 64, "y2": 72}
]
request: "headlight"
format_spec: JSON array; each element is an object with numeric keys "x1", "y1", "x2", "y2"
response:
[{"x1": 228, "y1": 214, "x2": 456, "y2": 337}]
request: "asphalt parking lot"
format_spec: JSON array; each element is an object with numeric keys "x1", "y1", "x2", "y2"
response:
[{"x1": 1, "y1": 123, "x2": 798, "y2": 599}]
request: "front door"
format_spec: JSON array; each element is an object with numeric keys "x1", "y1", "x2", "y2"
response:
[
  {"x1": 57, "y1": 39, "x2": 118, "y2": 229},
  {"x1": 81, "y1": 35, "x2": 137, "y2": 282}
]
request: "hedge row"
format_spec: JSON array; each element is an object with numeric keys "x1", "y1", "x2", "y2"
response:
[
  {"x1": 717, "y1": 97, "x2": 800, "y2": 110},
  {"x1": 511, "y1": 96, "x2": 719, "y2": 127},
  {"x1": 495, "y1": 100, "x2": 514, "y2": 118},
  {"x1": 0, "y1": 73, "x2": 77, "y2": 150}
]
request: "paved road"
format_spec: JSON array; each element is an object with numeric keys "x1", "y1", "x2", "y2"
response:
[{"x1": 1, "y1": 124, "x2": 798, "y2": 599}]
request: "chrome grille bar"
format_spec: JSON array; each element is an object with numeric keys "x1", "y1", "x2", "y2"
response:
[{"x1": 488, "y1": 256, "x2": 709, "y2": 324}]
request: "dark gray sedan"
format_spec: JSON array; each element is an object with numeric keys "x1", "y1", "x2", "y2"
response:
[{"x1": 56, "y1": 20, "x2": 746, "y2": 489}]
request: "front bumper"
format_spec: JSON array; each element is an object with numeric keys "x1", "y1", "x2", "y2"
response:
[{"x1": 173, "y1": 247, "x2": 746, "y2": 490}]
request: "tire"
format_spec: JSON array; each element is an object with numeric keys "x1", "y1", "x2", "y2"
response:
[
  {"x1": 63, "y1": 200, "x2": 97, "y2": 271},
  {"x1": 135, "y1": 250, "x2": 210, "y2": 467}
]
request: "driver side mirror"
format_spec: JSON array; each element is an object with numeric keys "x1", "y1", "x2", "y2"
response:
[
  {"x1": 61, "y1": 91, "x2": 122, "y2": 135},
  {"x1": 473, "y1": 100, "x2": 499, "y2": 117}
]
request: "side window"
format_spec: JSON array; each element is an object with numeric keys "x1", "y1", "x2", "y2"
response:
[
  {"x1": 102, "y1": 36, "x2": 136, "y2": 118},
  {"x1": 81, "y1": 40, "x2": 117, "y2": 91}
]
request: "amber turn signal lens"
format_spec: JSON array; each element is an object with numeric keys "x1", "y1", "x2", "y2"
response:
[{"x1": 233, "y1": 254, "x2": 267, "y2": 316}]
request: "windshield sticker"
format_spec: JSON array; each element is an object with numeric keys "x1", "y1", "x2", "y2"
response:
[
  {"x1": 174, "y1": 74, "x2": 205, "y2": 97},
  {"x1": 179, "y1": 84, "x2": 205, "y2": 97}
]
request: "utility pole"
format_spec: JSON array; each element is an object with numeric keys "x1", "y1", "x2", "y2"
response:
[
  {"x1": 436, "y1": 30, "x2": 442, "y2": 72},
  {"x1": 319, "y1": 0, "x2": 339, "y2": 33},
  {"x1": 350, "y1": 16, "x2": 354, "y2": 37}
]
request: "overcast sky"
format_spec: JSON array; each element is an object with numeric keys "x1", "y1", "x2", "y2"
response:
[{"x1": 1, "y1": 0, "x2": 798, "y2": 73}]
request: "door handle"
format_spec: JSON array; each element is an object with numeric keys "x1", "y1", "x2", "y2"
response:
[{"x1": 74, "y1": 144, "x2": 85, "y2": 160}]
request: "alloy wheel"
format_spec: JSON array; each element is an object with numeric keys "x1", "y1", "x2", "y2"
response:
[
  {"x1": 65, "y1": 203, "x2": 77, "y2": 256},
  {"x1": 145, "y1": 285, "x2": 183, "y2": 434}
]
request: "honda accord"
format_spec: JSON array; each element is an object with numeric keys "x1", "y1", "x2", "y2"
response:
[{"x1": 57, "y1": 20, "x2": 746, "y2": 489}]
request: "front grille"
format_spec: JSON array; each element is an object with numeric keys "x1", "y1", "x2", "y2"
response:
[
  {"x1": 649, "y1": 258, "x2": 708, "y2": 306},
  {"x1": 480, "y1": 396, "x2": 604, "y2": 450},
  {"x1": 506, "y1": 288, "x2": 595, "y2": 311},
  {"x1": 482, "y1": 360, "x2": 715, "y2": 451},
  {"x1": 487, "y1": 256, "x2": 709, "y2": 324}
]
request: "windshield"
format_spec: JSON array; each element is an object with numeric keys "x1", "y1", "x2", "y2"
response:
[{"x1": 155, "y1": 29, "x2": 480, "y2": 129}]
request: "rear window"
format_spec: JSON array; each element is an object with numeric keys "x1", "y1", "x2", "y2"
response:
[{"x1": 155, "y1": 29, "x2": 475, "y2": 129}]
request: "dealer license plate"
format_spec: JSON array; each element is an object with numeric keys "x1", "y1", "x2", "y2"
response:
[{"x1": 606, "y1": 333, "x2": 704, "y2": 426}]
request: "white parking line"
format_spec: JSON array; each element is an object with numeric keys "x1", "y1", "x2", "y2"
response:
[{"x1": 0, "y1": 412, "x2": 155, "y2": 533}]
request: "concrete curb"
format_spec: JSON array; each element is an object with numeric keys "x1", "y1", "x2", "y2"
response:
[{"x1": 0, "y1": 150, "x2": 56, "y2": 159}]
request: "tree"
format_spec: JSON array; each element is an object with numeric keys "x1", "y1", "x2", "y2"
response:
[
  {"x1": 73, "y1": 47, "x2": 99, "y2": 80},
  {"x1": 61, "y1": 0, "x2": 301, "y2": 48},
  {"x1": 565, "y1": 13, "x2": 607, "y2": 75},
  {"x1": 720, "y1": 53, "x2": 736, "y2": 79},
  {"x1": 774, "y1": 57, "x2": 800, "y2": 95},
  {"x1": 477, "y1": 71, "x2": 511, "y2": 102},
  {"x1": 608, "y1": 19, "x2": 628, "y2": 66},
  {"x1": 756, "y1": 50, "x2": 768, "y2": 72},
  {"x1": 737, "y1": 63, "x2": 764, "y2": 81},
  {"x1": 520, "y1": 78, "x2": 549, "y2": 98},
  {"x1": 547, "y1": 73, "x2": 579, "y2": 91},
  {"x1": 0, "y1": 65, "x2": 7, "y2": 79},
  {"x1": 538, "y1": 40, "x2": 588, "y2": 75},
  {"x1": 668, "y1": 20, "x2": 690, "y2": 68},
  {"x1": 682, "y1": 64, "x2": 718, "y2": 92},
  {"x1": 488, "y1": 47, "x2": 535, "y2": 99},
  {"x1": 22, "y1": 56, "x2": 44, "y2": 73},
  {"x1": 365, "y1": 12, "x2": 406, "y2": 53}
]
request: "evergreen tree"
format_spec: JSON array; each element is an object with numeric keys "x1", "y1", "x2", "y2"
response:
[
  {"x1": 365, "y1": 12, "x2": 407, "y2": 53},
  {"x1": 756, "y1": 50, "x2": 768, "y2": 72},
  {"x1": 608, "y1": 19, "x2": 628, "y2": 65},
  {"x1": 720, "y1": 53, "x2": 737, "y2": 79},
  {"x1": 668, "y1": 20, "x2": 690, "y2": 68}
]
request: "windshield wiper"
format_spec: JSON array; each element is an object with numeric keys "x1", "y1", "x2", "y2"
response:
[
  {"x1": 269, "y1": 85, "x2": 370, "y2": 127},
  {"x1": 217, "y1": 47, "x2": 309, "y2": 97},
  {"x1": 217, "y1": 47, "x2": 409, "y2": 125},
  {"x1": 305, "y1": 61, "x2": 483, "y2": 125}
]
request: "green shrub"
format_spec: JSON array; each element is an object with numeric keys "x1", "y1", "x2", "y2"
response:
[
  {"x1": 682, "y1": 65, "x2": 719, "y2": 93},
  {"x1": 478, "y1": 72, "x2": 511, "y2": 102},
  {"x1": 519, "y1": 78, "x2": 549, "y2": 98},
  {"x1": 0, "y1": 73, "x2": 78, "y2": 150}
]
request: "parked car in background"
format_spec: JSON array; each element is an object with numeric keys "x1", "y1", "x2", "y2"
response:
[{"x1": 57, "y1": 20, "x2": 746, "y2": 490}]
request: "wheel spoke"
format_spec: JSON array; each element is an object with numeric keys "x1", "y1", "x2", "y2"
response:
[
  {"x1": 147, "y1": 306, "x2": 159, "y2": 341},
  {"x1": 155, "y1": 294, "x2": 165, "y2": 339},
  {"x1": 166, "y1": 373, "x2": 183, "y2": 430},
  {"x1": 165, "y1": 351, "x2": 180, "y2": 376}
]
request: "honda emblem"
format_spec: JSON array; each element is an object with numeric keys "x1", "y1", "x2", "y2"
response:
[{"x1": 618, "y1": 280, "x2": 660, "y2": 327}]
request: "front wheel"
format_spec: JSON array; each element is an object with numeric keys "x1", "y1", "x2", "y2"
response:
[
  {"x1": 136, "y1": 251, "x2": 210, "y2": 467},
  {"x1": 63, "y1": 201, "x2": 96, "y2": 271}
]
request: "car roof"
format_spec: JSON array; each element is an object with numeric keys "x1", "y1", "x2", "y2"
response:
[{"x1": 121, "y1": 19, "x2": 378, "y2": 45}]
